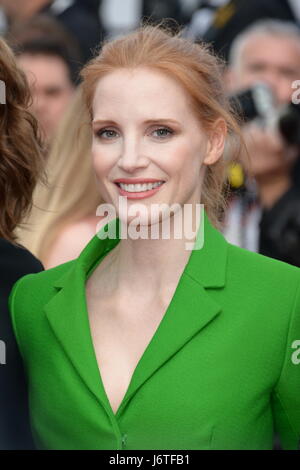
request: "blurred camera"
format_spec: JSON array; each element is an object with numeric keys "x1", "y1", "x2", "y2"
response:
[{"x1": 229, "y1": 82, "x2": 300, "y2": 146}]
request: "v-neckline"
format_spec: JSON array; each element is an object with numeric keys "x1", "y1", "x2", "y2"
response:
[
  {"x1": 84, "y1": 247, "x2": 123, "y2": 418},
  {"x1": 83, "y1": 243, "x2": 170, "y2": 419},
  {"x1": 78, "y1": 209, "x2": 222, "y2": 420},
  {"x1": 44, "y1": 210, "x2": 226, "y2": 424},
  {"x1": 83, "y1": 240, "x2": 186, "y2": 419}
]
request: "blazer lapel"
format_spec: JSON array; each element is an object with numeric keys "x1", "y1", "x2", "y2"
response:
[
  {"x1": 118, "y1": 208, "x2": 228, "y2": 416},
  {"x1": 44, "y1": 263, "x2": 106, "y2": 405},
  {"x1": 44, "y1": 228, "x2": 120, "y2": 408},
  {"x1": 44, "y1": 207, "x2": 228, "y2": 418}
]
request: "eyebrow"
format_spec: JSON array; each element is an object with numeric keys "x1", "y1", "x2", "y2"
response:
[
  {"x1": 92, "y1": 118, "x2": 181, "y2": 126},
  {"x1": 247, "y1": 61, "x2": 297, "y2": 74}
]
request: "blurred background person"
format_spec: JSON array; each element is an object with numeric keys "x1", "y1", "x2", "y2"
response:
[
  {"x1": 183, "y1": 0, "x2": 229, "y2": 41},
  {"x1": 222, "y1": 19, "x2": 300, "y2": 267},
  {"x1": 185, "y1": 0, "x2": 300, "y2": 61},
  {"x1": 0, "y1": 36, "x2": 45, "y2": 449},
  {"x1": 16, "y1": 88, "x2": 106, "y2": 269},
  {"x1": 100, "y1": 0, "x2": 200, "y2": 39},
  {"x1": 100, "y1": 0, "x2": 144, "y2": 38},
  {"x1": 0, "y1": 0, "x2": 103, "y2": 63},
  {"x1": 6, "y1": 15, "x2": 80, "y2": 146}
]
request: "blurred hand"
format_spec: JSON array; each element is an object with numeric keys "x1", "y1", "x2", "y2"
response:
[{"x1": 240, "y1": 121, "x2": 298, "y2": 178}]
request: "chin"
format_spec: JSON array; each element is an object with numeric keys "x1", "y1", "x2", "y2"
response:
[{"x1": 117, "y1": 209, "x2": 160, "y2": 227}]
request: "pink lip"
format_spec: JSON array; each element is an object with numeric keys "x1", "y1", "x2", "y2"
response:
[{"x1": 115, "y1": 181, "x2": 165, "y2": 199}]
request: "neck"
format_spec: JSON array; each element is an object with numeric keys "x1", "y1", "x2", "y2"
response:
[
  {"x1": 255, "y1": 172, "x2": 292, "y2": 210},
  {"x1": 99, "y1": 207, "x2": 202, "y2": 303}
]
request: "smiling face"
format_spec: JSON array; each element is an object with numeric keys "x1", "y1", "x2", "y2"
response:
[
  {"x1": 230, "y1": 34, "x2": 300, "y2": 105},
  {"x1": 91, "y1": 67, "x2": 225, "y2": 226}
]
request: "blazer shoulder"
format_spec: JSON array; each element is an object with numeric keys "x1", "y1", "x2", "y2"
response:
[
  {"x1": 8, "y1": 258, "x2": 78, "y2": 357},
  {"x1": 11, "y1": 257, "x2": 75, "y2": 290},
  {"x1": 8, "y1": 258, "x2": 76, "y2": 318},
  {"x1": 227, "y1": 241, "x2": 300, "y2": 285}
]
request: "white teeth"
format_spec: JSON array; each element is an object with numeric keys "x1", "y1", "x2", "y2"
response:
[{"x1": 118, "y1": 181, "x2": 164, "y2": 192}]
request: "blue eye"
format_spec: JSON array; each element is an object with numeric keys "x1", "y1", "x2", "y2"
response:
[
  {"x1": 152, "y1": 127, "x2": 173, "y2": 138},
  {"x1": 95, "y1": 127, "x2": 174, "y2": 140},
  {"x1": 96, "y1": 129, "x2": 118, "y2": 139}
]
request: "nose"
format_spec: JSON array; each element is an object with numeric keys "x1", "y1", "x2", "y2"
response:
[{"x1": 117, "y1": 136, "x2": 149, "y2": 173}]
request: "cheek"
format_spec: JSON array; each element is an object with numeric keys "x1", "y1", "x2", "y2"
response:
[
  {"x1": 238, "y1": 72, "x2": 257, "y2": 89},
  {"x1": 279, "y1": 79, "x2": 294, "y2": 102},
  {"x1": 164, "y1": 141, "x2": 200, "y2": 171},
  {"x1": 58, "y1": 92, "x2": 72, "y2": 108},
  {"x1": 91, "y1": 152, "x2": 105, "y2": 178},
  {"x1": 52, "y1": 93, "x2": 70, "y2": 112},
  {"x1": 51, "y1": 99, "x2": 65, "y2": 115},
  {"x1": 167, "y1": 142, "x2": 203, "y2": 190},
  {"x1": 177, "y1": 140, "x2": 204, "y2": 170},
  {"x1": 91, "y1": 142, "x2": 116, "y2": 178}
]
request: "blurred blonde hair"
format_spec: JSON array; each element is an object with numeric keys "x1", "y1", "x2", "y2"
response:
[{"x1": 16, "y1": 86, "x2": 102, "y2": 262}]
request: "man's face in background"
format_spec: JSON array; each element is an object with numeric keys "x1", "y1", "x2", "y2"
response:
[
  {"x1": 227, "y1": 33, "x2": 300, "y2": 106},
  {"x1": 17, "y1": 52, "x2": 75, "y2": 143},
  {"x1": 226, "y1": 33, "x2": 300, "y2": 180}
]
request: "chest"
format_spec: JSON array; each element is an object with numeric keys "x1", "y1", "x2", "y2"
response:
[{"x1": 86, "y1": 288, "x2": 168, "y2": 415}]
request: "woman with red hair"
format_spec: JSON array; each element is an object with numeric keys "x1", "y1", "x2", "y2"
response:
[{"x1": 9, "y1": 24, "x2": 300, "y2": 450}]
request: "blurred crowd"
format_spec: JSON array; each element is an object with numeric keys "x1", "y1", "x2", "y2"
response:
[
  {"x1": 1, "y1": 0, "x2": 300, "y2": 450},
  {"x1": 0, "y1": 0, "x2": 300, "y2": 268}
]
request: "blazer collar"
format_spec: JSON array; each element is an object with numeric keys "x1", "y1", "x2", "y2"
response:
[
  {"x1": 53, "y1": 207, "x2": 228, "y2": 290},
  {"x1": 45, "y1": 207, "x2": 228, "y2": 419}
]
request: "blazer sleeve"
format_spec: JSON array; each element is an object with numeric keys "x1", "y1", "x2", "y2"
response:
[
  {"x1": 271, "y1": 274, "x2": 300, "y2": 450},
  {"x1": 7, "y1": 274, "x2": 32, "y2": 360}
]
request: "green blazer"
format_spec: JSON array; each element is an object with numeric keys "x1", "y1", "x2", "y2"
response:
[{"x1": 8, "y1": 209, "x2": 300, "y2": 450}]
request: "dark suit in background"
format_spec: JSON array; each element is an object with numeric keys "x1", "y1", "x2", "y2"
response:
[
  {"x1": 41, "y1": 0, "x2": 104, "y2": 64},
  {"x1": 202, "y1": 0, "x2": 296, "y2": 61},
  {"x1": 0, "y1": 238, "x2": 44, "y2": 449}
]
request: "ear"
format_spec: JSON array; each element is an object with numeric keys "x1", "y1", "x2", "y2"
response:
[{"x1": 203, "y1": 118, "x2": 227, "y2": 166}]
